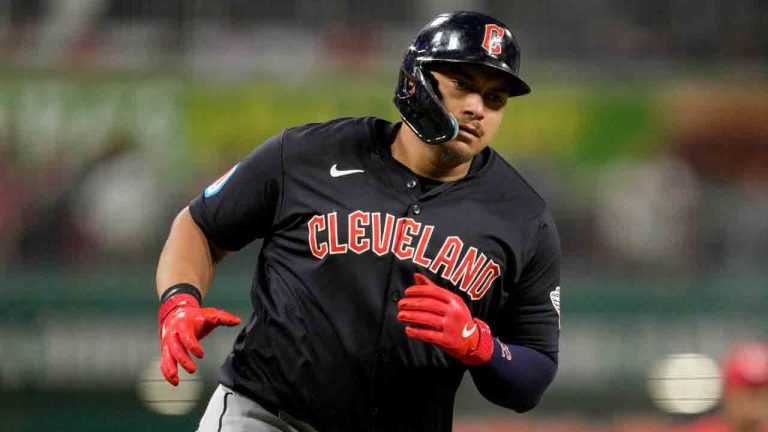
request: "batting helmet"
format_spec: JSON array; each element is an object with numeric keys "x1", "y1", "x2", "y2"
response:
[{"x1": 393, "y1": 11, "x2": 531, "y2": 144}]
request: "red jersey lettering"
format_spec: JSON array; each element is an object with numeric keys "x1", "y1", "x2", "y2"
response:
[
  {"x1": 307, "y1": 212, "x2": 503, "y2": 301},
  {"x1": 393, "y1": 218, "x2": 420, "y2": 260},
  {"x1": 412, "y1": 225, "x2": 434, "y2": 268},
  {"x1": 348, "y1": 211, "x2": 370, "y2": 254},
  {"x1": 468, "y1": 261, "x2": 502, "y2": 300},
  {"x1": 372, "y1": 212, "x2": 396, "y2": 256},
  {"x1": 449, "y1": 247, "x2": 488, "y2": 292},
  {"x1": 327, "y1": 212, "x2": 347, "y2": 254},
  {"x1": 429, "y1": 236, "x2": 464, "y2": 279},
  {"x1": 307, "y1": 215, "x2": 328, "y2": 259}
]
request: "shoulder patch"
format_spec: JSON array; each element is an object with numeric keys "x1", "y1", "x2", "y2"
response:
[
  {"x1": 550, "y1": 286, "x2": 561, "y2": 328},
  {"x1": 204, "y1": 163, "x2": 240, "y2": 198}
]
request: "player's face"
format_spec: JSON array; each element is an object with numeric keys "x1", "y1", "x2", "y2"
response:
[{"x1": 428, "y1": 63, "x2": 511, "y2": 165}]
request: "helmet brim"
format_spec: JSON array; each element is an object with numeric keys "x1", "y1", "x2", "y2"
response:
[{"x1": 419, "y1": 57, "x2": 531, "y2": 97}]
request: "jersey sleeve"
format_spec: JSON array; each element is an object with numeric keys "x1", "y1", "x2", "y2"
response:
[
  {"x1": 495, "y1": 210, "x2": 561, "y2": 353},
  {"x1": 188, "y1": 131, "x2": 284, "y2": 251}
]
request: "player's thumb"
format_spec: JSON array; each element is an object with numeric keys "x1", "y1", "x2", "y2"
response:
[
  {"x1": 203, "y1": 308, "x2": 242, "y2": 327},
  {"x1": 413, "y1": 273, "x2": 431, "y2": 286}
]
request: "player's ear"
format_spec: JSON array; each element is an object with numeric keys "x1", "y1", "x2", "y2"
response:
[{"x1": 406, "y1": 78, "x2": 416, "y2": 96}]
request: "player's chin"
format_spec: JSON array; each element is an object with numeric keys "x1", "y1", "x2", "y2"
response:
[{"x1": 439, "y1": 136, "x2": 481, "y2": 165}]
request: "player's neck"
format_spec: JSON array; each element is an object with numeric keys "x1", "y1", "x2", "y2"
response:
[{"x1": 391, "y1": 126, "x2": 471, "y2": 182}]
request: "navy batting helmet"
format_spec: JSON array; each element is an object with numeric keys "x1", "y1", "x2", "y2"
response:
[{"x1": 393, "y1": 11, "x2": 531, "y2": 144}]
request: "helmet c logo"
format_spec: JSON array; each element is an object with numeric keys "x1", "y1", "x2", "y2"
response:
[{"x1": 482, "y1": 24, "x2": 504, "y2": 55}]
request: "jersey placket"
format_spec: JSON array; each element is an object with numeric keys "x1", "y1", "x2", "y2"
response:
[
  {"x1": 365, "y1": 169, "x2": 415, "y2": 423},
  {"x1": 367, "y1": 167, "x2": 461, "y2": 423}
]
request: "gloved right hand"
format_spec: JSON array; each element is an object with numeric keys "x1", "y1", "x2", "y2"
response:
[
  {"x1": 397, "y1": 273, "x2": 493, "y2": 366},
  {"x1": 158, "y1": 292, "x2": 241, "y2": 385}
]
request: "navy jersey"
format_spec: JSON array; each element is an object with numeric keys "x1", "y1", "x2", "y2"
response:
[{"x1": 189, "y1": 117, "x2": 561, "y2": 431}]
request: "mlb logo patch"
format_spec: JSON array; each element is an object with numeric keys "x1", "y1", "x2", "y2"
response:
[{"x1": 205, "y1": 163, "x2": 240, "y2": 198}]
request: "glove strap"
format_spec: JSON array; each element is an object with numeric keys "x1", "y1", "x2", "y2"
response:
[
  {"x1": 159, "y1": 283, "x2": 203, "y2": 304},
  {"x1": 158, "y1": 292, "x2": 201, "y2": 325},
  {"x1": 465, "y1": 318, "x2": 493, "y2": 366}
]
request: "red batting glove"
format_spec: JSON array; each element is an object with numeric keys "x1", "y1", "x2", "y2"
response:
[
  {"x1": 158, "y1": 293, "x2": 241, "y2": 385},
  {"x1": 397, "y1": 273, "x2": 493, "y2": 366}
]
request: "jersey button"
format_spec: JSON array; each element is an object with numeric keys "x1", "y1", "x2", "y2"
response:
[
  {"x1": 371, "y1": 407, "x2": 379, "y2": 417},
  {"x1": 392, "y1": 291, "x2": 401, "y2": 302},
  {"x1": 412, "y1": 204, "x2": 421, "y2": 215},
  {"x1": 406, "y1": 179, "x2": 417, "y2": 189}
]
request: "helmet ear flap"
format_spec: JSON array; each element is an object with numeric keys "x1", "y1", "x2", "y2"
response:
[
  {"x1": 422, "y1": 67, "x2": 443, "y2": 101},
  {"x1": 393, "y1": 64, "x2": 458, "y2": 145}
]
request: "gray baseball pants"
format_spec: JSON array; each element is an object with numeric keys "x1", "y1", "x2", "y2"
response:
[{"x1": 197, "y1": 384, "x2": 318, "y2": 432}]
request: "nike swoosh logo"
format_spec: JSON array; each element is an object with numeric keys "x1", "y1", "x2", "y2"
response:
[
  {"x1": 462, "y1": 322, "x2": 477, "y2": 338},
  {"x1": 330, "y1": 164, "x2": 364, "y2": 178}
]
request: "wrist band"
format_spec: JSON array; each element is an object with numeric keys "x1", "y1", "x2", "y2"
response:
[{"x1": 159, "y1": 283, "x2": 203, "y2": 305}]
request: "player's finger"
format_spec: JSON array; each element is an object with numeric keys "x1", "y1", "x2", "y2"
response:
[
  {"x1": 194, "y1": 309, "x2": 241, "y2": 340},
  {"x1": 160, "y1": 343, "x2": 179, "y2": 386},
  {"x1": 397, "y1": 311, "x2": 444, "y2": 331},
  {"x1": 403, "y1": 285, "x2": 452, "y2": 302},
  {"x1": 405, "y1": 326, "x2": 444, "y2": 345},
  {"x1": 413, "y1": 273, "x2": 441, "y2": 287},
  {"x1": 177, "y1": 320, "x2": 205, "y2": 359},
  {"x1": 169, "y1": 331, "x2": 197, "y2": 374},
  {"x1": 203, "y1": 308, "x2": 242, "y2": 327},
  {"x1": 397, "y1": 297, "x2": 448, "y2": 315}
]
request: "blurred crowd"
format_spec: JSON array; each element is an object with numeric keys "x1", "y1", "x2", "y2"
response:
[
  {"x1": 0, "y1": 129, "x2": 179, "y2": 267},
  {"x1": 2, "y1": 0, "x2": 766, "y2": 68},
  {"x1": 577, "y1": 86, "x2": 768, "y2": 276}
]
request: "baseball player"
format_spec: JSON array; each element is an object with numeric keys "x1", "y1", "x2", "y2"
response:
[{"x1": 156, "y1": 11, "x2": 561, "y2": 432}]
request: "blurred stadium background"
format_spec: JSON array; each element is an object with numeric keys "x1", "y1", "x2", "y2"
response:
[{"x1": 0, "y1": 0, "x2": 767, "y2": 430}]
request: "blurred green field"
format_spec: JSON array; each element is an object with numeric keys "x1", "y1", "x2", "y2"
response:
[{"x1": 0, "y1": 72, "x2": 665, "y2": 166}]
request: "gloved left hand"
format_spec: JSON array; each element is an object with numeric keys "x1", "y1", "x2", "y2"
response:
[{"x1": 397, "y1": 273, "x2": 493, "y2": 365}]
